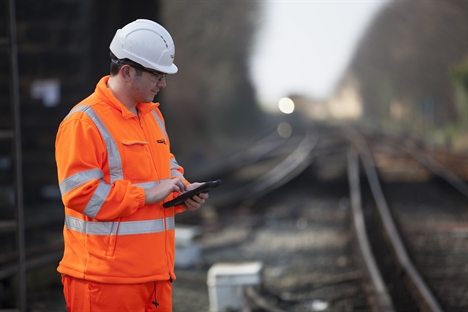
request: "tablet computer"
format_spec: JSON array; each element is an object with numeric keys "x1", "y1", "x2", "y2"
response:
[{"x1": 163, "y1": 180, "x2": 222, "y2": 208}]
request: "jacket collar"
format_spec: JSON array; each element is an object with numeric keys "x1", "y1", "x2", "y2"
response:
[{"x1": 95, "y1": 76, "x2": 160, "y2": 119}]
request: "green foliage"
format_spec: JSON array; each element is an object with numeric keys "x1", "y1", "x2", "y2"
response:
[{"x1": 451, "y1": 55, "x2": 468, "y2": 93}]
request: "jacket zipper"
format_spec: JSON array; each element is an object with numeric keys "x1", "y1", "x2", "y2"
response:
[
  {"x1": 136, "y1": 113, "x2": 161, "y2": 178},
  {"x1": 137, "y1": 112, "x2": 172, "y2": 279}
]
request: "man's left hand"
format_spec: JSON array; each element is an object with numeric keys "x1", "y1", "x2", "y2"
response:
[{"x1": 183, "y1": 182, "x2": 209, "y2": 211}]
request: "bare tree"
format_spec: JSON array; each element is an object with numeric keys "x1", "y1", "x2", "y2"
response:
[
  {"x1": 159, "y1": 1, "x2": 265, "y2": 166},
  {"x1": 349, "y1": 0, "x2": 468, "y2": 130}
]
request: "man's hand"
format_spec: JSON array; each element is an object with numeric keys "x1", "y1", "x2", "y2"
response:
[
  {"x1": 183, "y1": 182, "x2": 209, "y2": 211},
  {"x1": 145, "y1": 178, "x2": 187, "y2": 204}
]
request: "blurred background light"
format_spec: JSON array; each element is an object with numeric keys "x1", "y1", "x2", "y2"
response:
[
  {"x1": 277, "y1": 122, "x2": 293, "y2": 138},
  {"x1": 278, "y1": 97, "x2": 295, "y2": 114}
]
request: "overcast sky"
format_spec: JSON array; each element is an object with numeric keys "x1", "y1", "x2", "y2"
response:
[{"x1": 249, "y1": 0, "x2": 389, "y2": 111}]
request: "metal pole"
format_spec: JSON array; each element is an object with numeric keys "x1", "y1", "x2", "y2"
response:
[{"x1": 8, "y1": 0, "x2": 27, "y2": 310}]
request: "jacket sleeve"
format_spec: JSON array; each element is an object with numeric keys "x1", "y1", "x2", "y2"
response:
[
  {"x1": 170, "y1": 153, "x2": 188, "y2": 214},
  {"x1": 56, "y1": 116, "x2": 145, "y2": 221},
  {"x1": 153, "y1": 107, "x2": 189, "y2": 214}
]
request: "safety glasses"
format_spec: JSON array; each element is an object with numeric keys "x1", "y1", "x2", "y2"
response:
[{"x1": 112, "y1": 58, "x2": 167, "y2": 81}]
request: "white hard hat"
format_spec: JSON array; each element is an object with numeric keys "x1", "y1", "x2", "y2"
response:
[{"x1": 109, "y1": 19, "x2": 178, "y2": 74}]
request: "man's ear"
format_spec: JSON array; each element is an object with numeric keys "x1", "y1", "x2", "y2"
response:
[{"x1": 120, "y1": 65, "x2": 132, "y2": 81}]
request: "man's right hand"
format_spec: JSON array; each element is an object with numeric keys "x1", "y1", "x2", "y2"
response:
[{"x1": 145, "y1": 178, "x2": 188, "y2": 204}]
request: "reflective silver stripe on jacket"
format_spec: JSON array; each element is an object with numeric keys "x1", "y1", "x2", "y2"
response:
[
  {"x1": 83, "y1": 181, "x2": 111, "y2": 218},
  {"x1": 152, "y1": 111, "x2": 168, "y2": 143},
  {"x1": 133, "y1": 179, "x2": 175, "y2": 190},
  {"x1": 62, "y1": 106, "x2": 184, "y2": 220},
  {"x1": 60, "y1": 169, "x2": 103, "y2": 195},
  {"x1": 166, "y1": 216, "x2": 175, "y2": 230},
  {"x1": 171, "y1": 159, "x2": 184, "y2": 179},
  {"x1": 65, "y1": 106, "x2": 123, "y2": 183},
  {"x1": 65, "y1": 215, "x2": 175, "y2": 235},
  {"x1": 151, "y1": 111, "x2": 184, "y2": 179},
  {"x1": 133, "y1": 181, "x2": 159, "y2": 190}
]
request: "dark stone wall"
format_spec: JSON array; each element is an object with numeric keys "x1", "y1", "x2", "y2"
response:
[
  {"x1": 1, "y1": 2, "x2": 163, "y2": 306},
  {"x1": 0, "y1": 0, "x2": 161, "y2": 205}
]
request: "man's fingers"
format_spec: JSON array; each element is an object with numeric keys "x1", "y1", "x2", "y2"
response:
[
  {"x1": 176, "y1": 179, "x2": 187, "y2": 192},
  {"x1": 170, "y1": 178, "x2": 187, "y2": 193},
  {"x1": 184, "y1": 197, "x2": 203, "y2": 211},
  {"x1": 198, "y1": 192, "x2": 209, "y2": 200}
]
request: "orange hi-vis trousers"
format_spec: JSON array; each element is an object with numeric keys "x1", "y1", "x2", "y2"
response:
[{"x1": 61, "y1": 275, "x2": 173, "y2": 312}]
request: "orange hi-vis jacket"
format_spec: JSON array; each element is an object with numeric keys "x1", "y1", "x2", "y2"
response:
[{"x1": 55, "y1": 76, "x2": 187, "y2": 284}]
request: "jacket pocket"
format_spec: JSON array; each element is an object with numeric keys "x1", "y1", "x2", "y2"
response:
[{"x1": 120, "y1": 141, "x2": 153, "y2": 181}]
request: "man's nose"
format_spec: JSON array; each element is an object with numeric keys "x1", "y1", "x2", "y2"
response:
[{"x1": 157, "y1": 78, "x2": 167, "y2": 88}]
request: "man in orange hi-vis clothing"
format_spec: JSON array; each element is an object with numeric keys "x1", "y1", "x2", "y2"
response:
[{"x1": 55, "y1": 19, "x2": 209, "y2": 312}]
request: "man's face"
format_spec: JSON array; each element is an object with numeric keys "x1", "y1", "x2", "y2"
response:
[{"x1": 130, "y1": 69, "x2": 167, "y2": 103}]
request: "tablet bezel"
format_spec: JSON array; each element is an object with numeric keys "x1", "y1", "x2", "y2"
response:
[{"x1": 162, "y1": 180, "x2": 221, "y2": 208}]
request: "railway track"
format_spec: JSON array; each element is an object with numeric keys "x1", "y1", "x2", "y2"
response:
[
  {"x1": 349, "y1": 129, "x2": 468, "y2": 312},
  {"x1": 172, "y1": 125, "x2": 466, "y2": 312},
  {"x1": 1, "y1": 124, "x2": 466, "y2": 312}
]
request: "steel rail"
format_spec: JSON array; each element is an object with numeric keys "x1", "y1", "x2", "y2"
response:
[
  {"x1": 244, "y1": 285, "x2": 287, "y2": 312},
  {"x1": 189, "y1": 129, "x2": 289, "y2": 181},
  {"x1": 393, "y1": 137, "x2": 468, "y2": 198},
  {"x1": 365, "y1": 128, "x2": 468, "y2": 198},
  {"x1": 226, "y1": 130, "x2": 376, "y2": 311},
  {"x1": 347, "y1": 148, "x2": 395, "y2": 312},
  {"x1": 209, "y1": 131, "x2": 318, "y2": 207},
  {"x1": 345, "y1": 127, "x2": 443, "y2": 312}
]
